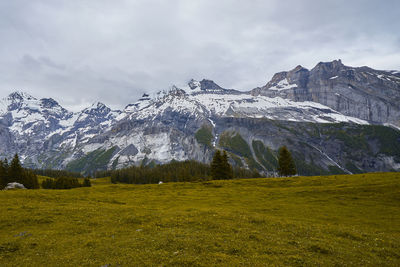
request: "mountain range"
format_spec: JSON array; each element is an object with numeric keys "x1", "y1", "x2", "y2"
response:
[{"x1": 0, "y1": 60, "x2": 399, "y2": 175}]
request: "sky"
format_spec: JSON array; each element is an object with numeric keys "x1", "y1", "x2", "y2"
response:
[{"x1": 0, "y1": 0, "x2": 399, "y2": 111}]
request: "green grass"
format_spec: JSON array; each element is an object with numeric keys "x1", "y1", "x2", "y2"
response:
[
  {"x1": 1, "y1": 173, "x2": 400, "y2": 266},
  {"x1": 37, "y1": 175, "x2": 52, "y2": 185},
  {"x1": 219, "y1": 131, "x2": 264, "y2": 170},
  {"x1": 219, "y1": 131, "x2": 252, "y2": 158},
  {"x1": 66, "y1": 147, "x2": 117, "y2": 174},
  {"x1": 293, "y1": 153, "x2": 331, "y2": 176},
  {"x1": 363, "y1": 125, "x2": 400, "y2": 157},
  {"x1": 252, "y1": 140, "x2": 278, "y2": 171},
  {"x1": 195, "y1": 125, "x2": 213, "y2": 148},
  {"x1": 321, "y1": 124, "x2": 400, "y2": 158}
]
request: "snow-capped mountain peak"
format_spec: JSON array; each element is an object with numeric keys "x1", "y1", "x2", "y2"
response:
[
  {"x1": 0, "y1": 91, "x2": 70, "y2": 121},
  {"x1": 7, "y1": 91, "x2": 36, "y2": 101},
  {"x1": 0, "y1": 91, "x2": 36, "y2": 113},
  {"x1": 123, "y1": 93, "x2": 153, "y2": 113},
  {"x1": 83, "y1": 102, "x2": 111, "y2": 116},
  {"x1": 40, "y1": 98, "x2": 61, "y2": 109},
  {"x1": 199, "y1": 79, "x2": 224, "y2": 91}
]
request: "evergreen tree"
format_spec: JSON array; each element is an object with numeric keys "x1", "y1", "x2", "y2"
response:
[
  {"x1": 111, "y1": 174, "x2": 117, "y2": 184},
  {"x1": 211, "y1": 150, "x2": 224, "y2": 180},
  {"x1": 42, "y1": 177, "x2": 83, "y2": 190},
  {"x1": 0, "y1": 160, "x2": 7, "y2": 188},
  {"x1": 8, "y1": 154, "x2": 24, "y2": 184},
  {"x1": 251, "y1": 169, "x2": 261, "y2": 178},
  {"x1": 83, "y1": 178, "x2": 91, "y2": 187},
  {"x1": 22, "y1": 170, "x2": 39, "y2": 189},
  {"x1": 277, "y1": 146, "x2": 297, "y2": 177},
  {"x1": 221, "y1": 151, "x2": 233, "y2": 179},
  {"x1": 55, "y1": 177, "x2": 73, "y2": 189},
  {"x1": 42, "y1": 178, "x2": 55, "y2": 189},
  {"x1": 3, "y1": 158, "x2": 9, "y2": 168}
]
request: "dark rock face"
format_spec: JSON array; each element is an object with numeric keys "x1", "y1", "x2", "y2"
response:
[
  {"x1": 200, "y1": 79, "x2": 223, "y2": 90},
  {"x1": 252, "y1": 60, "x2": 400, "y2": 126},
  {"x1": 213, "y1": 118, "x2": 400, "y2": 174},
  {"x1": 119, "y1": 144, "x2": 138, "y2": 156},
  {"x1": 41, "y1": 98, "x2": 61, "y2": 109}
]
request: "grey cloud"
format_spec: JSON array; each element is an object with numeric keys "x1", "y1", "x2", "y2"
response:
[
  {"x1": 0, "y1": 0, "x2": 399, "y2": 111},
  {"x1": 21, "y1": 55, "x2": 65, "y2": 71}
]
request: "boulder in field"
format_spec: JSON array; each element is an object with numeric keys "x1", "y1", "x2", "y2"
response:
[{"x1": 4, "y1": 182, "x2": 26, "y2": 190}]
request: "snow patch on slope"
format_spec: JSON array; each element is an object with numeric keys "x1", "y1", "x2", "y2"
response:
[{"x1": 268, "y1": 78, "x2": 297, "y2": 91}]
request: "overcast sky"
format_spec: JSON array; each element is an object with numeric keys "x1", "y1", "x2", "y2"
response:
[{"x1": 0, "y1": 0, "x2": 399, "y2": 111}]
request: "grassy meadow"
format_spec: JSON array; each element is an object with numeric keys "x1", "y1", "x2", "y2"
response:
[{"x1": 1, "y1": 173, "x2": 399, "y2": 266}]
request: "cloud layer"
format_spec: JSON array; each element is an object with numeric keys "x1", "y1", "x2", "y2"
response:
[{"x1": 0, "y1": 0, "x2": 399, "y2": 111}]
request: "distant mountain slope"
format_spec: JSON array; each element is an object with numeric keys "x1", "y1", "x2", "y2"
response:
[
  {"x1": 251, "y1": 60, "x2": 400, "y2": 127},
  {"x1": 0, "y1": 61, "x2": 399, "y2": 175}
]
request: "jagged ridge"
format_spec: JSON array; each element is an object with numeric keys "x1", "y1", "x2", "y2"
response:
[{"x1": 252, "y1": 59, "x2": 400, "y2": 127}]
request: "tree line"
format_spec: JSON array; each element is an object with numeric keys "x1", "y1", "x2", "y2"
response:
[
  {"x1": 1, "y1": 146, "x2": 296, "y2": 189},
  {"x1": 42, "y1": 177, "x2": 91, "y2": 189},
  {"x1": 108, "y1": 151, "x2": 262, "y2": 185},
  {"x1": 0, "y1": 154, "x2": 39, "y2": 189},
  {"x1": 102, "y1": 146, "x2": 297, "y2": 185}
]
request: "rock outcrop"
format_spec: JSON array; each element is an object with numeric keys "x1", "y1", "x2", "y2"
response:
[
  {"x1": 252, "y1": 60, "x2": 400, "y2": 126},
  {"x1": 4, "y1": 182, "x2": 26, "y2": 190}
]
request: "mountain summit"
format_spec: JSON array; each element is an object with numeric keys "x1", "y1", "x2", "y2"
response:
[{"x1": 252, "y1": 60, "x2": 400, "y2": 126}]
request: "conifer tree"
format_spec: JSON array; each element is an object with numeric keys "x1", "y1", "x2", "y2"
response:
[
  {"x1": 8, "y1": 154, "x2": 23, "y2": 184},
  {"x1": 0, "y1": 160, "x2": 7, "y2": 188},
  {"x1": 22, "y1": 170, "x2": 39, "y2": 189},
  {"x1": 83, "y1": 178, "x2": 91, "y2": 187},
  {"x1": 277, "y1": 146, "x2": 297, "y2": 177},
  {"x1": 2, "y1": 159, "x2": 9, "y2": 185},
  {"x1": 42, "y1": 178, "x2": 55, "y2": 189},
  {"x1": 221, "y1": 150, "x2": 233, "y2": 179},
  {"x1": 211, "y1": 150, "x2": 223, "y2": 180}
]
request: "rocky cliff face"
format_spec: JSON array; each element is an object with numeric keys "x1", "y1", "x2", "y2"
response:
[
  {"x1": 213, "y1": 118, "x2": 400, "y2": 175},
  {"x1": 0, "y1": 62, "x2": 399, "y2": 175},
  {"x1": 252, "y1": 60, "x2": 400, "y2": 127}
]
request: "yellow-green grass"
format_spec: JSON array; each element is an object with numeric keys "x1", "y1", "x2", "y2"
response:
[
  {"x1": 1, "y1": 173, "x2": 399, "y2": 266},
  {"x1": 91, "y1": 177, "x2": 111, "y2": 185},
  {"x1": 37, "y1": 175, "x2": 52, "y2": 185}
]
